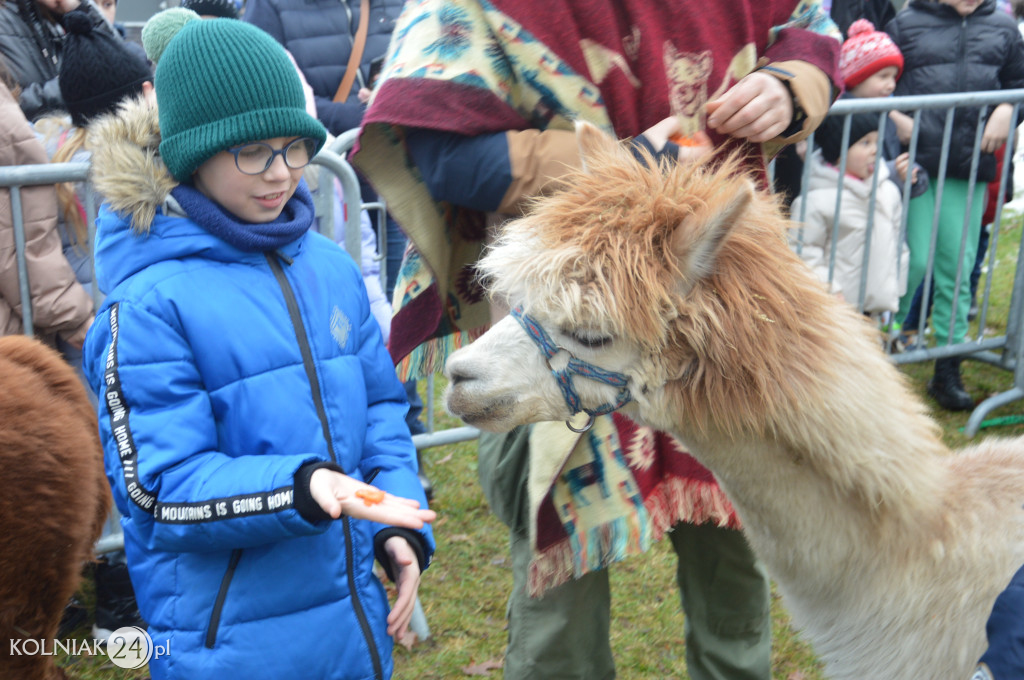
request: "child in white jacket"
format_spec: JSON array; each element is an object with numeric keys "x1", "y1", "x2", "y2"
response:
[{"x1": 791, "y1": 111, "x2": 908, "y2": 319}]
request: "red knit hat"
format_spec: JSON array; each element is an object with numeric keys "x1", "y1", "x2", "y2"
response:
[{"x1": 840, "y1": 19, "x2": 904, "y2": 90}]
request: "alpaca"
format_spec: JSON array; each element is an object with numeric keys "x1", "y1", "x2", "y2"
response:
[
  {"x1": 443, "y1": 122, "x2": 1024, "y2": 679},
  {"x1": 0, "y1": 335, "x2": 111, "y2": 680}
]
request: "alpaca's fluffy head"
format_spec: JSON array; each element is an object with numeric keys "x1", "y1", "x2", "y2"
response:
[{"x1": 448, "y1": 121, "x2": 866, "y2": 438}]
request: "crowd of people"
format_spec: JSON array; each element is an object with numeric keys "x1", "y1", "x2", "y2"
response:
[{"x1": 1, "y1": 0, "x2": 1023, "y2": 678}]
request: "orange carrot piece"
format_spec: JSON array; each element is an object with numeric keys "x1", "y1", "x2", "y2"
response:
[
  {"x1": 668, "y1": 130, "x2": 712, "y2": 147},
  {"x1": 355, "y1": 488, "x2": 386, "y2": 506}
]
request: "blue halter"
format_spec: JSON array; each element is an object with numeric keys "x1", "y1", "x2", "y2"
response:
[{"x1": 510, "y1": 306, "x2": 633, "y2": 432}]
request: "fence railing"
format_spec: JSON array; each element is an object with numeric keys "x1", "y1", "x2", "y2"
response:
[{"x1": 792, "y1": 90, "x2": 1024, "y2": 435}]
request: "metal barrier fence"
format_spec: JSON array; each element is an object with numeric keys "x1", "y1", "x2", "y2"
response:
[{"x1": 793, "y1": 89, "x2": 1024, "y2": 436}]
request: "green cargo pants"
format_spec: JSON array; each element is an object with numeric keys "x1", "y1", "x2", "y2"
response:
[{"x1": 478, "y1": 427, "x2": 771, "y2": 680}]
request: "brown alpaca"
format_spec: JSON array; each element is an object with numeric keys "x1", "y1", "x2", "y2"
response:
[
  {"x1": 0, "y1": 335, "x2": 110, "y2": 680},
  {"x1": 444, "y1": 122, "x2": 1024, "y2": 678}
]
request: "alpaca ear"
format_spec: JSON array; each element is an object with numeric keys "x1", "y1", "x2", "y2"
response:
[
  {"x1": 670, "y1": 178, "x2": 754, "y2": 296},
  {"x1": 575, "y1": 120, "x2": 627, "y2": 173}
]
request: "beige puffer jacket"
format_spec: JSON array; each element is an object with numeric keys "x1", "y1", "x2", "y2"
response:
[{"x1": 0, "y1": 84, "x2": 92, "y2": 347}]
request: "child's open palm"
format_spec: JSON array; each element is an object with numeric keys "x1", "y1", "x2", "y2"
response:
[{"x1": 309, "y1": 468, "x2": 437, "y2": 528}]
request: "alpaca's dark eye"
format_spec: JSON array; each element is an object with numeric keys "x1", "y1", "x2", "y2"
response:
[{"x1": 569, "y1": 331, "x2": 612, "y2": 349}]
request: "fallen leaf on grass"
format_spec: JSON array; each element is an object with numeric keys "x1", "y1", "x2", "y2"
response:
[
  {"x1": 435, "y1": 452, "x2": 454, "y2": 464},
  {"x1": 461, "y1": 659, "x2": 503, "y2": 676}
]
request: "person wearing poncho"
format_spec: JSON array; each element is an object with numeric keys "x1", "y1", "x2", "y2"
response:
[{"x1": 353, "y1": 2, "x2": 840, "y2": 677}]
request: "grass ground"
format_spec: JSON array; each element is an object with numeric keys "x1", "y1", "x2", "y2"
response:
[{"x1": 55, "y1": 213, "x2": 1024, "y2": 679}]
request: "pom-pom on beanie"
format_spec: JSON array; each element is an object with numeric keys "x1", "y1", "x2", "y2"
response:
[
  {"x1": 815, "y1": 112, "x2": 879, "y2": 164},
  {"x1": 58, "y1": 9, "x2": 152, "y2": 127},
  {"x1": 156, "y1": 19, "x2": 327, "y2": 183},
  {"x1": 180, "y1": 0, "x2": 239, "y2": 19},
  {"x1": 840, "y1": 19, "x2": 904, "y2": 89},
  {"x1": 141, "y1": 7, "x2": 200, "y2": 65}
]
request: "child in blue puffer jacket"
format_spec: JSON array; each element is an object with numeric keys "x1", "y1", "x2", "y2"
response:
[{"x1": 80, "y1": 18, "x2": 435, "y2": 680}]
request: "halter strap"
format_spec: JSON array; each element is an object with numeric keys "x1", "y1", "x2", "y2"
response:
[{"x1": 510, "y1": 306, "x2": 633, "y2": 420}]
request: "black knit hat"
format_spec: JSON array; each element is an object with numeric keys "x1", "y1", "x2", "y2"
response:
[
  {"x1": 180, "y1": 0, "x2": 238, "y2": 19},
  {"x1": 815, "y1": 112, "x2": 880, "y2": 164},
  {"x1": 59, "y1": 10, "x2": 152, "y2": 127}
]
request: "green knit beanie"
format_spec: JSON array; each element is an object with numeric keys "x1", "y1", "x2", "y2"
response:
[{"x1": 156, "y1": 19, "x2": 327, "y2": 182}]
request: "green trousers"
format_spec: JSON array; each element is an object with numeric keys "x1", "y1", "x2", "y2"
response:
[
  {"x1": 479, "y1": 428, "x2": 771, "y2": 680},
  {"x1": 898, "y1": 179, "x2": 985, "y2": 346}
]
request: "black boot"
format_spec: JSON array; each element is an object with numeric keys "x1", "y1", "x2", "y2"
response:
[{"x1": 927, "y1": 357, "x2": 974, "y2": 411}]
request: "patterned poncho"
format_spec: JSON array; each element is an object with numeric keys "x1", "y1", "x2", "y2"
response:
[{"x1": 353, "y1": 0, "x2": 840, "y2": 592}]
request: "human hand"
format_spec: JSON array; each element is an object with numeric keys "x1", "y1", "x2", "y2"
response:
[
  {"x1": 36, "y1": 0, "x2": 81, "y2": 15},
  {"x1": 982, "y1": 103, "x2": 1013, "y2": 154},
  {"x1": 357, "y1": 87, "x2": 372, "y2": 105},
  {"x1": 894, "y1": 152, "x2": 911, "y2": 184},
  {"x1": 384, "y1": 536, "x2": 422, "y2": 639},
  {"x1": 309, "y1": 469, "x2": 437, "y2": 528},
  {"x1": 641, "y1": 116, "x2": 713, "y2": 163},
  {"x1": 706, "y1": 71, "x2": 794, "y2": 143},
  {"x1": 888, "y1": 110, "x2": 915, "y2": 146},
  {"x1": 641, "y1": 116, "x2": 681, "y2": 153}
]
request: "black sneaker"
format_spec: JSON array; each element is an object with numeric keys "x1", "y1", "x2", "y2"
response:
[{"x1": 91, "y1": 559, "x2": 147, "y2": 643}]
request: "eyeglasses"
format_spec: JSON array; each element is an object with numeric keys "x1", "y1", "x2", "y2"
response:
[{"x1": 226, "y1": 137, "x2": 318, "y2": 175}]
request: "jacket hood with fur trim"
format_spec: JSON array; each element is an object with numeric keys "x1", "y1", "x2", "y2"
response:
[
  {"x1": 85, "y1": 96, "x2": 256, "y2": 298},
  {"x1": 87, "y1": 96, "x2": 177, "y2": 234}
]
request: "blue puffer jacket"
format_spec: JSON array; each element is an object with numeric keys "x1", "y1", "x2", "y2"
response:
[
  {"x1": 975, "y1": 563, "x2": 1024, "y2": 678},
  {"x1": 886, "y1": 0, "x2": 1024, "y2": 182},
  {"x1": 82, "y1": 102, "x2": 434, "y2": 680},
  {"x1": 243, "y1": 0, "x2": 404, "y2": 135}
]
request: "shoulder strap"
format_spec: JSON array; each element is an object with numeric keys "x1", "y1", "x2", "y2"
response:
[{"x1": 333, "y1": 0, "x2": 371, "y2": 103}]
